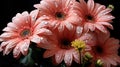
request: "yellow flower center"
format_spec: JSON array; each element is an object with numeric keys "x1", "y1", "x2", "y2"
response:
[{"x1": 71, "y1": 40, "x2": 86, "y2": 51}]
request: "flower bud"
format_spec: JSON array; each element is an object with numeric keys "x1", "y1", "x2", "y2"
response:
[{"x1": 95, "y1": 59, "x2": 103, "y2": 67}]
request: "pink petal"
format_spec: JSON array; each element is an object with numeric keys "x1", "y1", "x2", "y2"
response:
[
  {"x1": 105, "y1": 57, "x2": 117, "y2": 66},
  {"x1": 73, "y1": 49, "x2": 80, "y2": 63},
  {"x1": 13, "y1": 46, "x2": 21, "y2": 58},
  {"x1": 31, "y1": 35, "x2": 42, "y2": 43},
  {"x1": 95, "y1": 24, "x2": 107, "y2": 33},
  {"x1": 58, "y1": 23, "x2": 64, "y2": 32},
  {"x1": 34, "y1": 4, "x2": 41, "y2": 8},
  {"x1": 36, "y1": 37, "x2": 57, "y2": 49},
  {"x1": 30, "y1": 9, "x2": 39, "y2": 22},
  {"x1": 97, "y1": 8, "x2": 112, "y2": 18},
  {"x1": 96, "y1": 30, "x2": 110, "y2": 44},
  {"x1": 0, "y1": 32, "x2": 17, "y2": 38},
  {"x1": 55, "y1": 50, "x2": 65, "y2": 64},
  {"x1": 19, "y1": 39, "x2": 30, "y2": 55},
  {"x1": 97, "y1": 22, "x2": 113, "y2": 30},
  {"x1": 0, "y1": 42, "x2": 8, "y2": 52},
  {"x1": 87, "y1": 23, "x2": 95, "y2": 31},
  {"x1": 76, "y1": 26, "x2": 83, "y2": 36},
  {"x1": 3, "y1": 27, "x2": 16, "y2": 32},
  {"x1": 43, "y1": 49, "x2": 57, "y2": 58},
  {"x1": 105, "y1": 38, "x2": 119, "y2": 49},
  {"x1": 79, "y1": 32, "x2": 97, "y2": 46},
  {"x1": 3, "y1": 38, "x2": 20, "y2": 55},
  {"x1": 93, "y1": 4, "x2": 105, "y2": 16},
  {"x1": 98, "y1": 15, "x2": 115, "y2": 22},
  {"x1": 35, "y1": 20, "x2": 49, "y2": 30},
  {"x1": 34, "y1": 28, "x2": 52, "y2": 35},
  {"x1": 64, "y1": 50, "x2": 73, "y2": 66},
  {"x1": 65, "y1": 22, "x2": 73, "y2": 31},
  {"x1": 7, "y1": 22, "x2": 18, "y2": 30},
  {"x1": 84, "y1": 23, "x2": 89, "y2": 33},
  {"x1": 87, "y1": 0, "x2": 95, "y2": 13},
  {"x1": 12, "y1": 13, "x2": 23, "y2": 25}
]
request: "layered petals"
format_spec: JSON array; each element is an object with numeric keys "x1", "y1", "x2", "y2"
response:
[
  {"x1": 89, "y1": 31, "x2": 120, "y2": 67},
  {"x1": 0, "y1": 10, "x2": 52, "y2": 58},
  {"x1": 74, "y1": 0, "x2": 114, "y2": 33},
  {"x1": 34, "y1": 0, "x2": 81, "y2": 32}
]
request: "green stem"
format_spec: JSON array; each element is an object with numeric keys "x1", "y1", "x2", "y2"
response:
[{"x1": 79, "y1": 51, "x2": 82, "y2": 67}]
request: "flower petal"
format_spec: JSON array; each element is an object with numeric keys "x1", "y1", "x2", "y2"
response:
[
  {"x1": 87, "y1": 0, "x2": 95, "y2": 13},
  {"x1": 97, "y1": 22, "x2": 113, "y2": 30},
  {"x1": 3, "y1": 38, "x2": 20, "y2": 55},
  {"x1": 43, "y1": 49, "x2": 57, "y2": 58},
  {"x1": 13, "y1": 46, "x2": 21, "y2": 58},
  {"x1": 73, "y1": 49, "x2": 80, "y2": 63},
  {"x1": 19, "y1": 39, "x2": 30, "y2": 55},
  {"x1": 64, "y1": 50, "x2": 73, "y2": 66},
  {"x1": 55, "y1": 50, "x2": 65, "y2": 64},
  {"x1": 95, "y1": 24, "x2": 107, "y2": 33}
]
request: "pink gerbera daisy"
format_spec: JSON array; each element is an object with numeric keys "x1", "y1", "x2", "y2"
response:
[
  {"x1": 34, "y1": 0, "x2": 81, "y2": 32},
  {"x1": 38, "y1": 28, "x2": 97, "y2": 66},
  {"x1": 89, "y1": 31, "x2": 120, "y2": 67},
  {"x1": 74, "y1": 0, "x2": 115, "y2": 33},
  {"x1": 0, "y1": 10, "x2": 52, "y2": 58}
]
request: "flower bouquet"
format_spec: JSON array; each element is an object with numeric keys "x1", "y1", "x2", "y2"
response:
[{"x1": 0, "y1": 0, "x2": 120, "y2": 67}]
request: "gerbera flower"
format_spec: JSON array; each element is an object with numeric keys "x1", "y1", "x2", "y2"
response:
[
  {"x1": 89, "y1": 31, "x2": 120, "y2": 67},
  {"x1": 0, "y1": 10, "x2": 52, "y2": 58},
  {"x1": 34, "y1": 0, "x2": 81, "y2": 32},
  {"x1": 38, "y1": 28, "x2": 97, "y2": 66},
  {"x1": 74, "y1": 0, "x2": 115, "y2": 33}
]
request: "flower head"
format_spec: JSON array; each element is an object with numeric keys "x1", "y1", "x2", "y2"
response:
[
  {"x1": 89, "y1": 31, "x2": 120, "y2": 67},
  {"x1": 74, "y1": 0, "x2": 115, "y2": 33},
  {"x1": 34, "y1": 0, "x2": 81, "y2": 32},
  {"x1": 37, "y1": 27, "x2": 97, "y2": 66},
  {"x1": 0, "y1": 10, "x2": 52, "y2": 58}
]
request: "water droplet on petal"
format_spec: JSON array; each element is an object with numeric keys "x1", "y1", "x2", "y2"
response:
[
  {"x1": 24, "y1": 49, "x2": 27, "y2": 51},
  {"x1": 16, "y1": 47, "x2": 19, "y2": 50},
  {"x1": 40, "y1": 37, "x2": 43, "y2": 40},
  {"x1": 54, "y1": 1, "x2": 58, "y2": 8}
]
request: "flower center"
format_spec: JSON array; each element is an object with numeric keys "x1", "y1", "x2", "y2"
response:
[
  {"x1": 55, "y1": 12, "x2": 64, "y2": 19},
  {"x1": 94, "y1": 46, "x2": 103, "y2": 54},
  {"x1": 20, "y1": 29, "x2": 31, "y2": 37},
  {"x1": 85, "y1": 15, "x2": 94, "y2": 22},
  {"x1": 60, "y1": 38, "x2": 71, "y2": 49}
]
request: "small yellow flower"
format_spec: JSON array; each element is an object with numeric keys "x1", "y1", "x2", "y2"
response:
[{"x1": 71, "y1": 40, "x2": 86, "y2": 51}]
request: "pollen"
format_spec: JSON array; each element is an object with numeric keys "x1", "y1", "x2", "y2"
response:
[{"x1": 71, "y1": 40, "x2": 86, "y2": 51}]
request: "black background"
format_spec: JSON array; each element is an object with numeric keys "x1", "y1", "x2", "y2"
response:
[{"x1": 0, "y1": 0, "x2": 120, "y2": 67}]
